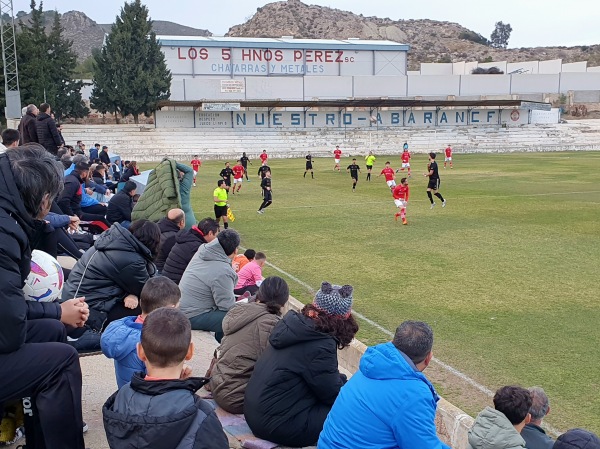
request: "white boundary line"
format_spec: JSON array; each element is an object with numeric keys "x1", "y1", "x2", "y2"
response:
[{"x1": 260, "y1": 257, "x2": 563, "y2": 436}]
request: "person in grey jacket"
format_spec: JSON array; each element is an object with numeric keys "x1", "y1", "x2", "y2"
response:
[
  {"x1": 179, "y1": 229, "x2": 240, "y2": 342},
  {"x1": 467, "y1": 385, "x2": 532, "y2": 449}
]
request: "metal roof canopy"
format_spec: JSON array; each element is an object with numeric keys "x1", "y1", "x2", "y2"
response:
[
  {"x1": 158, "y1": 99, "x2": 552, "y2": 111},
  {"x1": 156, "y1": 35, "x2": 410, "y2": 52}
]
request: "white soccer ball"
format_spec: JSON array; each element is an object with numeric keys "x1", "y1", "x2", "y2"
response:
[{"x1": 23, "y1": 250, "x2": 64, "y2": 302}]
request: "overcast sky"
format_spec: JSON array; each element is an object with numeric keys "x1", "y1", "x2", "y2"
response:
[{"x1": 28, "y1": 0, "x2": 600, "y2": 48}]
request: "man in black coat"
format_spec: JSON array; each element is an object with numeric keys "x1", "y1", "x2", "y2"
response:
[
  {"x1": 106, "y1": 180, "x2": 137, "y2": 228},
  {"x1": 0, "y1": 145, "x2": 89, "y2": 449},
  {"x1": 155, "y1": 208, "x2": 186, "y2": 273},
  {"x1": 162, "y1": 217, "x2": 220, "y2": 284},
  {"x1": 35, "y1": 103, "x2": 63, "y2": 155},
  {"x1": 58, "y1": 160, "x2": 109, "y2": 225},
  {"x1": 18, "y1": 104, "x2": 38, "y2": 145}
]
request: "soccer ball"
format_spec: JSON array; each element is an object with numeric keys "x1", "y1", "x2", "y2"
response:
[{"x1": 23, "y1": 250, "x2": 64, "y2": 302}]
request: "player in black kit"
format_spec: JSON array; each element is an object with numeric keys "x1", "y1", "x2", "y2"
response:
[
  {"x1": 304, "y1": 152, "x2": 314, "y2": 179},
  {"x1": 258, "y1": 164, "x2": 271, "y2": 180},
  {"x1": 424, "y1": 152, "x2": 446, "y2": 209},
  {"x1": 219, "y1": 162, "x2": 233, "y2": 190},
  {"x1": 257, "y1": 171, "x2": 272, "y2": 214},
  {"x1": 240, "y1": 152, "x2": 251, "y2": 181},
  {"x1": 346, "y1": 158, "x2": 361, "y2": 191}
]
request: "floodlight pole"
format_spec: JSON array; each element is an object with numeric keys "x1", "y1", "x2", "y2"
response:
[{"x1": 0, "y1": 0, "x2": 22, "y2": 119}]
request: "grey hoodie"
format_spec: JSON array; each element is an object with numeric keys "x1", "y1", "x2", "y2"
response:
[
  {"x1": 179, "y1": 239, "x2": 238, "y2": 318},
  {"x1": 467, "y1": 407, "x2": 527, "y2": 449}
]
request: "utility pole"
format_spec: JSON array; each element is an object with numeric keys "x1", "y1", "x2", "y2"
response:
[{"x1": 0, "y1": 0, "x2": 22, "y2": 119}]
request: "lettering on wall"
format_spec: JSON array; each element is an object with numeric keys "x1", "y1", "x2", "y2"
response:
[{"x1": 156, "y1": 109, "x2": 531, "y2": 129}]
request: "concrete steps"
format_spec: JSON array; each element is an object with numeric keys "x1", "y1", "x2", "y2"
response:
[{"x1": 61, "y1": 120, "x2": 600, "y2": 161}]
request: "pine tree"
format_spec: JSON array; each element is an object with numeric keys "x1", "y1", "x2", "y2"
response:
[
  {"x1": 91, "y1": 0, "x2": 171, "y2": 124},
  {"x1": 46, "y1": 10, "x2": 88, "y2": 120},
  {"x1": 14, "y1": 1, "x2": 88, "y2": 119}
]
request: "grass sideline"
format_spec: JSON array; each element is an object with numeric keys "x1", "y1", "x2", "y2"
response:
[{"x1": 141, "y1": 151, "x2": 600, "y2": 433}]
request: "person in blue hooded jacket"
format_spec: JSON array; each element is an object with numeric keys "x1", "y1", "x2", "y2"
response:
[
  {"x1": 318, "y1": 320, "x2": 450, "y2": 449},
  {"x1": 101, "y1": 276, "x2": 181, "y2": 388}
]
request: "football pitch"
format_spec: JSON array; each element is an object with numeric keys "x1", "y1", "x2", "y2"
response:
[{"x1": 144, "y1": 151, "x2": 600, "y2": 433}]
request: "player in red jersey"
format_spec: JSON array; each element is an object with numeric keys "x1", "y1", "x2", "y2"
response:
[
  {"x1": 392, "y1": 177, "x2": 410, "y2": 225},
  {"x1": 377, "y1": 161, "x2": 396, "y2": 191},
  {"x1": 191, "y1": 155, "x2": 202, "y2": 186},
  {"x1": 333, "y1": 145, "x2": 342, "y2": 172},
  {"x1": 232, "y1": 160, "x2": 245, "y2": 194},
  {"x1": 444, "y1": 145, "x2": 453, "y2": 169},
  {"x1": 398, "y1": 148, "x2": 411, "y2": 176},
  {"x1": 259, "y1": 150, "x2": 268, "y2": 165}
]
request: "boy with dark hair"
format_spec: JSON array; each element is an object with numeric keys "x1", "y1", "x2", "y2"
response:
[
  {"x1": 304, "y1": 152, "x2": 314, "y2": 179},
  {"x1": 424, "y1": 152, "x2": 446, "y2": 209},
  {"x1": 1, "y1": 128, "x2": 20, "y2": 148},
  {"x1": 219, "y1": 161, "x2": 233, "y2": 190},
  {"x1": 232, "y1": 159, "x2": 245, "y2": 194},
  {"x1": 103, "y1": 308, "x2": 229, "y2": 449},
  {"x1": 257, "y1": 171, "x2": 272, "y2": 214},
  {"x1": 392, "y1": 177, "x2": 410, "y2": 224},
  {"x1": 191, "y1": 155, "x2": 202, "y2": 186},
  {"x1": 106, "y1": 180, "x2": 137, "y2": 228},
  {"x1": 467, "y1": 386, "x2": 532, "y2": 449},
  {"x1": 101, "y1": 276, "x2": 182, "y2": 388},
  {"x1": 346, "y1": 158, "x2": 361, "y2": 191},
  {"x1": 378, "y1": 161, "x2": 396, "y2": 191}
]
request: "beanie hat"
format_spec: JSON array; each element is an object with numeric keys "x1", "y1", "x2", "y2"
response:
[
  {"x1": 313, "y1": 281, "x2": 353, "y2": 318},
  {"x1": 554, "y1": 429, "x2": 600, "y2": 449}
]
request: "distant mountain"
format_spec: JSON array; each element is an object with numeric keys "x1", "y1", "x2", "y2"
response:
[
  {"x1": 226, "y1": 0, "x2": 600, "y2": 70},
  {"x1": 14, "y1": 2, "x2": 600, "y2": 70},
  {"x1": 16, "y1": 10, "x2": 211, "y2": 62}
]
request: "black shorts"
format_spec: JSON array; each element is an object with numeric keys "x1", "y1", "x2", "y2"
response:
[
  {"x1": 263, "y1": 190, "x2": 272, "y2": 201},
  {"x1": 214, "y1": 204, "x2": 228, "y2": 218},
  {"x1": 366, "y1": 165, "x2": 373, "y2": 170},
  {"x1": 223, "y1": 178, "x2": 231, "y2": 187},
  {"x1": 428, "y1": 178, "x2": 440, "y2": 190},
  {"x1": 306, "y1": 162, "x2": 313, "y2": 170},
  {"x1": 351, "y1": 175, "x2": 358, "y2": 181}
]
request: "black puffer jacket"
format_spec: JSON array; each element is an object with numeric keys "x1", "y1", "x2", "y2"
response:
[
  {"x1": 61, "y1": 223, "x2": 156, "y2": 328},
  {"x1": 106, "y1": 190, "x2": 133, "y2": 224},
  {"x1": 155, "y1": 218, "x2": 181, "y2": 272},
  {"x1": 0, "y1": 153, "x2": 61, "y2": 354},
  {"x1": 103, "y1": 373, "x2": 228, "y2": 449},
  {"x1": 162, "y1": 226, "x2": 208, "y2": 284},
  {"x1": 35, "y1": 112, "x2": 62, "y2": 155},
  {"x1": 244, "y1": 310, "x2": 347, "y2": 447}
]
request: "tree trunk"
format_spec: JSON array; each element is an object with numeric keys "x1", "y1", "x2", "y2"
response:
[
  {"x1": 115, "y1": 113, "x2": 120, "y2": 125},
  {"x1": 133, "y1": 113, "x2": 139, "y2": 124}
]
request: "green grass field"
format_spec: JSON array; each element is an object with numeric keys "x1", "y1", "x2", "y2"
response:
[{"x1": 143, "y1": 151, "x2": 600, "y2": 433}]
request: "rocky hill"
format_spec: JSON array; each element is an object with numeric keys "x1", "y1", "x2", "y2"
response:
[
  {"x1": 226, "y1": 0, "x2": 600, "y2": 70},
  {"x1": 17, "y1": 10, "x2": 211, "y2": 62}
]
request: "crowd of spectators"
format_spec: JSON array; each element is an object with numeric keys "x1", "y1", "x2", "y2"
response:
[{"x1": 0, "y1": 115, "x2": 598, "y2": 449}]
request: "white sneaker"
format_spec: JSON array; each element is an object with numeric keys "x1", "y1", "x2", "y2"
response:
[
  {"x1": 193, "y1": 183, "x2": 196, "y2": 187},
  {"x1": 430, "y1": 202, "x2": 436, "y2": 209},
  {"x1": 442, "y1": 200, "x2": 446, "y2": 207},
  {"x1": 257, "y1": 210, "x2": 264, "y2": 214}
]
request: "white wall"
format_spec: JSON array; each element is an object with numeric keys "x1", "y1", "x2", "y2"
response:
[
  {"x1": 304, "y1": 76, "x2": 353, "y2": 99},
  {"x1": 245, "y1": 77, "x2": 303, "y2": 100},
  {"x1": 507, "y1": 61, "x2": 539, "y2": 74},
  {"x1": 478, "y1": 61, "x2": 508, "y2": 73},
  {"x1": 559, "y1": 72, "x2": 600, "y2": 92},
  {"x1": 460, "y1": 75, "x2": 511, "y2": 96},
  {"x1": 408, "y1": 75, "x2": 460, "y2": 96},
  {"x1": 353, "y1": 76, "x2": 407, "y2": 97},
  {"x1": 511, "y1": 74, "x2": 560, "y2": 94},
  {"x1": 562, "y1": 61, "x2": 587, "y2": 72},
  {"x1": 539, "y1": 59, "x2": 562, "y2": 74},
  {"x1": 420, "y1": 63, "x2": 453, "y2": 75}
]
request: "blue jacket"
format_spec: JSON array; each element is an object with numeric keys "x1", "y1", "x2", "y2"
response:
[
  {"x1": 45, "y1": 211, "x2": 70, "y2": 229},
  {"x1": 318, "y1": 342, "x2": 450, "y2": 449},
  {"x1": 101, "y1": 316, "x2": 145, "y2": 388}
]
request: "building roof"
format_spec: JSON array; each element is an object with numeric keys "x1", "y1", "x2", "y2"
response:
[
  {"x1": 158, "y1": 98, "x2": 551, "y2": 110},
  {"x1": 156, "y1": 35, "x2": 410, "y2": 52}
]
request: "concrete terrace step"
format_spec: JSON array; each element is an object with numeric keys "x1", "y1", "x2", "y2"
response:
[{"x1": 60, "y1": 122, "x2": 600, "y2": 161}]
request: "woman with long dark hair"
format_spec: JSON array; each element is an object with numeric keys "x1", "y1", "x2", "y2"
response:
[
  {"x1": 244, "y1": 281, "x2": 359, "y2": 447},
  {"x1": 210, "y1": 276, "x2": 290, "y2": 414}
]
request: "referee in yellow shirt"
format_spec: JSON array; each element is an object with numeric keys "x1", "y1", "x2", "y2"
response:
[{"x1": 213, "y1": 180, "x2": 229, "y2": 229}]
